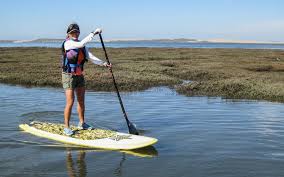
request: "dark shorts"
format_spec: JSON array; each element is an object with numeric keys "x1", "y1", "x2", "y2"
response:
[{"x1": 62, "y1": 72, "x2": 85, "y2": 90}]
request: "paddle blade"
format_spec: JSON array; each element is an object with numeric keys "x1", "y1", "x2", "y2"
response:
[{"x1": 128, "y1": 122, "x2": 139, "y2": 135}]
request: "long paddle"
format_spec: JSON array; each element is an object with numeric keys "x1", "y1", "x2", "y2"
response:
[{"x1": 99, "y1": 33, "x2": 139, "y2": 135}]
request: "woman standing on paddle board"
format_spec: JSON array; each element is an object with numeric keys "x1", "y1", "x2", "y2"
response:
[{"x1": 62, "y1": 23, "x2": 111, "y2": 136}]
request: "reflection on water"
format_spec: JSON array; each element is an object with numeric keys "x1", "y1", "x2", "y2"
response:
[
  {"x1": 1, "y1": 84, "x2": 284, "y2": 177},
  {"x1": 114, "y1": 153, "x2": 126, "y2": 177},
  {"x1": 65, "y1": 146, "x2": 158, "y2": 177},
  {"x1": 123, "y1": 146, "x2": 158, "y2": 157},
  {"x1": 66, "y1": 150, "x2": 87, "y2": 177}
]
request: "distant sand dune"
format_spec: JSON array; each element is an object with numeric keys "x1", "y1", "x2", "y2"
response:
[
  {"x1": 203, "y1": 38, "x2": 284, "y2": 44},
  {"x1": 1, "y1": 38, "x2": 284, "y2": 44}
]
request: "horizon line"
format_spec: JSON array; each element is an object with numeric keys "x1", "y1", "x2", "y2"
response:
[{"x1": 1, "y1": 37, "x2": 284, "y2": 45}]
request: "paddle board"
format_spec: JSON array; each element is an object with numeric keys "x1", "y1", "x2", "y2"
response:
[{"x1": 19, "y1": 122, "x2": 157, "y2": 150}]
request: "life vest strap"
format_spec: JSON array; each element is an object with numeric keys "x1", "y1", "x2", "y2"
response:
[{"x1": 69, "y1": 64, "x2": 83, "y2": 68}]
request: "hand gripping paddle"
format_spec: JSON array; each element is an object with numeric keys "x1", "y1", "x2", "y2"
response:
[{"x1": 99, "y1": 33, "x2": 139, "y2": 135}]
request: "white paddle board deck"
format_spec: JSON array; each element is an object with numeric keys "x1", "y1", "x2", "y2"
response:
[{"x1": 19, "y1": 123, "x2": 157, "y2": 150}]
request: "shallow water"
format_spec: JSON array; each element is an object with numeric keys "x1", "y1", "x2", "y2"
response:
[{"x1": 1, "y1": 84, "x2": 284, "y2": 177}]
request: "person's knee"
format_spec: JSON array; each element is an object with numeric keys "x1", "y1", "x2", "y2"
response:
[
  {"x1": 66, "y1": 99, "x2": 74, "y2": 108},
  {"x1": 77, "y1": 95, "x2": 85, "y2": 107},
  {"x1": 77, "y1": 100, "x2": 85, "y2": 107}
]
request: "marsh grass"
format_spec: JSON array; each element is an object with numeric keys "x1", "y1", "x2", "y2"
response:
[{"x1": 0, "y1": 47, "x2": 283, "y2": 102}]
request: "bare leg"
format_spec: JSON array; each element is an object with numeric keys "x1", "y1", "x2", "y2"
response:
[
  {"x1": 64, "y1": 89, "x2": 74, "y2": 128},
  {"x1": 76, "y1": 87, "x2": 85, "y2": 125}
]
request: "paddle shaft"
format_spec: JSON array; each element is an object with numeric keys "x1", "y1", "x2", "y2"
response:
[{"x1": 99, "y1": 34, "x2": 132, "y2": 128}]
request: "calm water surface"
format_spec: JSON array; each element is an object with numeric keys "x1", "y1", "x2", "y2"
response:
[{"x1": 1, "y1": 84, "x2": 284, "y2": 177}]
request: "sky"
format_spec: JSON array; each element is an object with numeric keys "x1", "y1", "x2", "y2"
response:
[{"x1": 0, "y1": 0, "x2": 283, "y2": 41}]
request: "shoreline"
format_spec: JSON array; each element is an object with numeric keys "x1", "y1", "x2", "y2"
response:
[
  {"x1": 0, "y1": 47, "x2": 283, "y2": 103},
  {"x1": 1, "y1": 38, "x2": 284, "y2": 45},
  {"x1": 1, "y1": 82, "x2": 283, "y2": 105}
]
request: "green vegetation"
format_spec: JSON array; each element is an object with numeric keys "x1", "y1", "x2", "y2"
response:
[{"x1": 0, "y1": 47, "x2": 283, "y2": 102}]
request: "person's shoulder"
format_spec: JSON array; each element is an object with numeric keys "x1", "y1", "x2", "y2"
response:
[
  {"x1": 63, "y1": 40, "x2": 72, "y2": 50},
  {"x1": 65, "y1": 38, "x2": 81, "y2": 43},
  {"x1": 64, "y1": 39, "x2": 74, "y2": 46}
]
